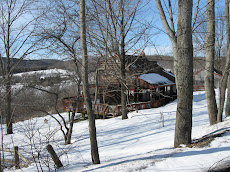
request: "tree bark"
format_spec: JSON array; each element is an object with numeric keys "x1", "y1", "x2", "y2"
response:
[
  {"x1": 218, "y1": 58, "x2": 230, "y2": 123},
  {"x1": 66, "y1": 101, "x2": 76, "y2": 144},
  {"x1": 174, "y1": 0, "x2": 193, "y2": 148},
  {"x1": 205, "y1": 0, "x2": 217, "y2": 125},
  {"x1": 217, "y1": 0, "x2": 230, "y2": 122},
  {"x1": 66, "y1": 78, "x2": 81, "y2": 144},
  {"x1": 5, "y1": 7, "x2": 13, "y2": 134},
  {"x1": 225, "y1": 0, "x2": 230, "y2": 117},
  {"x1": 5, "y1": 76, "x2": 13, "y2": 134},
  {"x1": 1, "y1": 0, "x2": 43, "y2": 135},
  {"x1": 120, "y1": 0, "x2": 128, "y2": 120},
  {"x1": 226, "y1": 75, "x2": 230, "y2": 116},
  {"x1": 80, "y1": 0, "x2": 100, "y2": 164}
]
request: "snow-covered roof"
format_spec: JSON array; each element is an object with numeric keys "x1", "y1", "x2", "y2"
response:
[{"x1": 138, "y1": 73, "x2": 174, "y2": 85}]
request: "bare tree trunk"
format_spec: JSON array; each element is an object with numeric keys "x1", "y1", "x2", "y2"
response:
[
  {"x1": 120, "y1": 0, "x2": 128, "y2": 120},
  {"x1": 5, "y1": 8, "x2": 13, "y2": 134},
  {"x1": 155, "y1": 0, "x2": 177, "y2": 76},
  {"x1": 174, "y1": 0, "x2": 193, "y2": 148},
  {"x1": 226, "y1": 75, "x2": 230, "y2": 116},
  {"x1": 217, "y1": 0, "x2": 230, "y2": 122},
  {"x1": 66, "y1": 78, "x2": 81, "y2": 144},
  {"x1": 205, "y1": 0, "x2": 217, "y2": 125},
  {"x1": 80, "y1": 0, "x2": 100, "y2": 164},
  {"x1": 6, "y1": 64, "x2": 13, "y2": 135},
  {"x1": 0, "y1": 0, "x2": 44, "y2": 135},
  {"x1": 218, "y1": 57, "x2": 230, "y2": 123},
  {"x1": 225, "y1": 0, "x2": 230, "y2": 117},
  {"x1": 66, "y1": 101, "x2": 76, "y2": 144}
]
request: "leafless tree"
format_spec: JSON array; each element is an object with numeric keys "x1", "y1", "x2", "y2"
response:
[
  {"x1": 27, "y1": 85, "x2": 76, "y2": 145},
  {"x1": 80, "y1": 0, "x2": 100, "y2": 164},
  {"x1": 225, "y1": 0, "x2": 230, "y2": 117},
  {"x1": 156, "y1": 0, "x2": 194, "y2": 147},
  {"x1": 192, "y1": 1, "x2": 229, "y2": 123},
  {"x1": 217, "y1": 0, "x2": 230, "y2": 122},
  {"x1": 155, "y1": 0, "x2": 177, "y2": 76},
  {"x1": 173, "y1": 0, "x2": 193, "y2": 148},
  {"x1": 89, "y1": 0, "x2": 151, "y2": 120},
  {"x1": 193, "y1": 4, "x2": 226, "y2": 63},
  {"x1": 205, "y1": 0, "x2": 217, "y2": 125},
  {"x1": 0, "y1": 0, "x2": 45, "y2": 134}
]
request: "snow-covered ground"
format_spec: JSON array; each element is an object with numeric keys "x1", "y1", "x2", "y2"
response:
[
  {"x1": 2, "y1": 90, "x2": 230, "y2": 172},
  {"x1": 13, "y1": 69, "x2": 74, "y2": 79}
]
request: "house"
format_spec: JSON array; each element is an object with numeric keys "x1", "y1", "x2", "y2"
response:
[{"x1": 62, "y1": 54, "x2": 177, "y2": 118}]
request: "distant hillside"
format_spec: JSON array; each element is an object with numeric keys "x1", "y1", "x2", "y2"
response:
[
  {"x1": 1, "y1": 55, "x2": 226, "y2": 75},
  {"x1": 14, "y1": 59, "x2": 63, "y2": 73},
  {"x1": 0, "y1": 58, "x2": 76, "y2": 74}
]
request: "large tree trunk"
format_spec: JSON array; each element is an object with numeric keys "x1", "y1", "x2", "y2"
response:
[
  {"x1": 225, "y1": 75, "x2": 230, "y2": 116},
  {"x1": 217, "y1": 0, "x2": 230, "y2": 122},
  {"x1": 218, "y1": 45, "x2": 230, "y2": 122},
  {"x1": 225, "y1": 0, "x2": 230, "y2": 117},
  {"x1": 120, "y1": 55, "x2": 127, "y2": 120},
  {"x1": 80, "y1": 0, "x2": 100, "y2": 164},
  {"x1": 120, "y1": 0, "x2": 128, "y2": 120},
  {"x1": 205, "y1": 0, "x2": 217, "y2": 125},
  {"x1": 174, "y1": 0, "x2": 193, "y2": 148}
]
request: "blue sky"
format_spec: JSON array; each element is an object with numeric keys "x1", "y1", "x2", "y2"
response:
[
  {"x1": 145, "y1": 0, "x2": 226, "y2": 56},
  {"x1": 2, "y1": 0, "x2": 226, "y2": 60}
]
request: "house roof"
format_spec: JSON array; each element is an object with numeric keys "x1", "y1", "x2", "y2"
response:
[
  {"x1": 97, "y1": 54, "x2": 176, "y2": 88},
  {"x1": 138, "y1": 73, "x2": 174, "y2": 86}
]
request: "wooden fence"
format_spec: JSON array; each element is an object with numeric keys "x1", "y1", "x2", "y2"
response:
[{"x1": 0, "y1": 146, "x2": 30, "y2": 169}]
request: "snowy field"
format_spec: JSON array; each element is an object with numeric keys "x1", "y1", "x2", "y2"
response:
[
  {"x1": 13, "y1": 69, "x2": 74, "y2": 78},
  {"x1": 2, "y1": 90, "x2": 230, "y2": 172}
]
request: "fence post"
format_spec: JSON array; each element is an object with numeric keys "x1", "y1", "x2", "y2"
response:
[
  {"x1": 46, "y1": 144, "x2": 63, "y2": 169},
  {"x1": 14, "y1": 146, "x2": 20, "y2": 169}
]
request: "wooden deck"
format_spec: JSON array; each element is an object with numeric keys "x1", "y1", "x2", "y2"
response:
[
  {"x1": 193, "y1": 85, "x2": 205, "y2": 91},
  {"x1": 63, "y1": 97, "x2": 171, "y2": 119}
]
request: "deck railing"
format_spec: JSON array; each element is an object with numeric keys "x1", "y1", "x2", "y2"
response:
[
  {"x1": 94, "y1": 99, "x2": 166, "y2": 117},
  {"x1": 193, "y1": 85, "x2": 205, "y2": 91},
  {"x1": 63, "y1": 98, "x2": 167, "y2": 118}
]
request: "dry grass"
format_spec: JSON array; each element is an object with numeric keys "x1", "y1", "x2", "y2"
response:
[{"x1": 188, "y1": 129, "x2": 230, "y2": 148}]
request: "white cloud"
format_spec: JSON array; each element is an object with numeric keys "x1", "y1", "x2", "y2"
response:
[{"x1": 144, "y1": 45, "x2": 173, "y2": 56}]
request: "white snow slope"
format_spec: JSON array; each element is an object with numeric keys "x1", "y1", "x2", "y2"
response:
[{"x1": 2, "y1": 90, "x2": 230, "y2": 172}]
